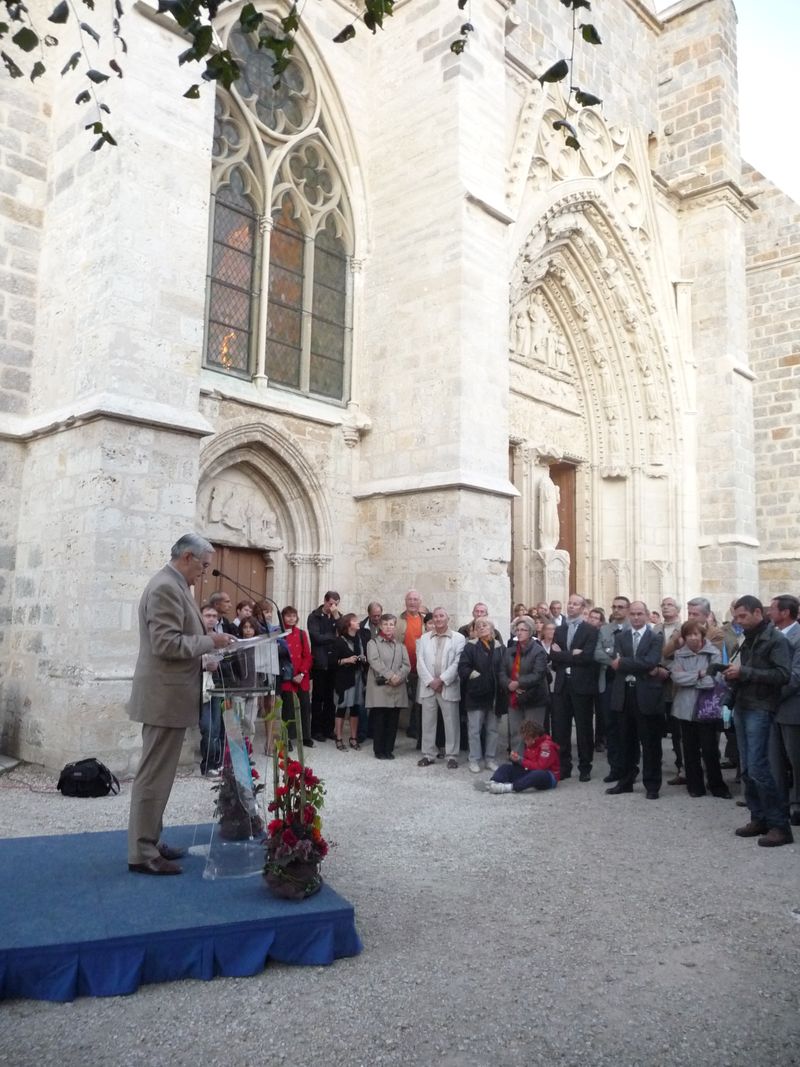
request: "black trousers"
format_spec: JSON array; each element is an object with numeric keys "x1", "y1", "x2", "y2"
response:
[
  {"x1": 370, "y1": 707, "x2": 400, "y2": 757},
  {"x1": 601, "y1": 674, "x2": 624, "y2": 777},
  {"x1": 552, "y1": 686, "x2": 595, "y2": 776},
  {"x1": 310, "y1": 668, "x2": 336, "y2": 737},
  {"x1": 282, "y1": 688, "x2": 311, "y2": 743},
  {"x1": 666, "y1": 701, "x2": 684, "y2": 771},
  {"x1": 679, "y1": 719, "x2": 725, "y2": 794},
  {"x1": 618, "y1": 688, "x2": 663, "y2": 793}
]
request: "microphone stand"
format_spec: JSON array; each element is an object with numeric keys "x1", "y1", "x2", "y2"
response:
[{"x1": 211, "y1": 569, "x2": 282, "y2": 623}]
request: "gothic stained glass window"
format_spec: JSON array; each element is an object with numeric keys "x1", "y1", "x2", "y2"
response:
[
  {"x1": 310, "y1": 217, "x2": 348, "y2": 399},
  {"x1": 266, "y1": 197, "x2": 304, "y2": 389},
  {"x1": 203, "y1": 22, "x2": 353, "y2": 401},
  {"x1": 205, "y1": 166, "x2": 256, "y2": 376}
]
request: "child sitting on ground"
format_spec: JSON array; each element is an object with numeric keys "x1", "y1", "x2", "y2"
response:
[{"x1": 487, "y1": 719, "x2": 560, "y2": 794}]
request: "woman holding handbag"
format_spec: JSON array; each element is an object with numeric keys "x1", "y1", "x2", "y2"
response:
[{"x1": 670, "y1": 620, "x2": 732, "y2": 799}]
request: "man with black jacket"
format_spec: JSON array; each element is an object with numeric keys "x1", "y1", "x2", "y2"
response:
[
  {"x1": 307, "y1": 591, "x2": 341, "y2": 742},
  {"x1": 550, "y1": 594, "x2": 599, "y2": 781},
  {"x1": 725, "y1": 595, "x2": 793, "y2": 847},
  {"x1": 606, "y1": 601, "x2": 665, "y2": 799}
]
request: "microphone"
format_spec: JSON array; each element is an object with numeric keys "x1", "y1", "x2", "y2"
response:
[{"x1": 210, "y1": 568, "x2": 282, "y2": 621}]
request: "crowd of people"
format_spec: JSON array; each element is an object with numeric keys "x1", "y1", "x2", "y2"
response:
[
  {"x1": 124, "y1": 535, "x2": 797, "y2": 878},
  {"x1": 199, "y1": 585, "x2": 799, "y2": 850}
]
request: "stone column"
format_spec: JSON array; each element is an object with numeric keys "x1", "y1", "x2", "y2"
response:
[{"x1": 354, "y1": 0, "x2": 515, "y2": 626}]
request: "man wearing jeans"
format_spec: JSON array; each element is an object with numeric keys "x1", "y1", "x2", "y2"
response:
[{"x1": 725, "y1": 596, "x2": 793, "y2": 848}]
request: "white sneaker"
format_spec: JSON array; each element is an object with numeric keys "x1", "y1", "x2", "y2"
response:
[
  {"x1": 486, "y1": 760, "x2": 499, "y2": 772},
  {"x1": 468, "y1": 760, "x2": 481, "y2": 774},
  {"x1": 488, "y1": 781, "x2": 513, "y2": 794}
]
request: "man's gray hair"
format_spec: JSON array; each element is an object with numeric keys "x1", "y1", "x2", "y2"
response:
[
  {"x1": 687, "y1": 596, "x2": 711, "y2": 617},
  {"x1": 171, "y1": 533, "x2": 214, "y2": 560}
]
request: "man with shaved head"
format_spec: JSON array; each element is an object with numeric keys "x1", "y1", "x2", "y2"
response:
[{"x1": 606, "y1": 600, "x2": 666, "y2": 800}]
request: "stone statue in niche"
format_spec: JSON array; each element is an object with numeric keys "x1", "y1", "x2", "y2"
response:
[
  {"x1": 648, "y1": 419, "x2": 664, "y2": 465},
  {"x1": 513, "y1": 304, "x2": 531, "y2": 356},
  {"x1": 537, "y1": 473, "x2": 560, "y2": 550},
  {"x1": 549, "y1": 336, "x2": 570, "y2": 374},
  {"x1": 607, "y1": 412, "x2": 624, "y2": 465},
  {"x1": 595, "y1": 358, "x2": 614, "y2": 414},
  {"x1": 529, "y1": 290, "x2": 550, "y2": 363},
  {"x1": 642, "y1": 366, "x2": 661, "y2": 419}
]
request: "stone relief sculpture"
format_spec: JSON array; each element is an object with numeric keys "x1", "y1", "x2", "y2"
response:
[
  {"x1": 202, "y1": 480, "x2": 284, "y2": 550},
  {"x1": 537, "y1": 473, "x2": 560, "y2": 550}
]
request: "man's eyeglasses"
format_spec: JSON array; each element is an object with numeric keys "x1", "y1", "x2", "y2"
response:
[{"x1": 191, "y1": 554, "x2": 211, "y2": 570}]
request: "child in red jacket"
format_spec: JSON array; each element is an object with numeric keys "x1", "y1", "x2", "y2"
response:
[{"x1": 487, "y1": 719, "x2": 560, "y2": 794}]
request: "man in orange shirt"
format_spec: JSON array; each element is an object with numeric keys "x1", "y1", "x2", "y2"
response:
[{"x1": 396, "y1": 589, "x2": 425, "y2": 741}]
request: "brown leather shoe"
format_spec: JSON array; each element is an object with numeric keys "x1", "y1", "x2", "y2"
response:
[
  {"x1": 734, "y1": 819, "x2": 768, "y2": 838},
  {"x1": 128, "y1": 856, "x2": 183, "y2": 875},
  {"x1": 157, "y1": 843, "x2": 187, "y2": 861},
  {"x1": 667, "y1": 774, "x2": 686, "y2": 786},
  {"x1": 757, "y1": 827, "x2": 794, "y2": 848}
]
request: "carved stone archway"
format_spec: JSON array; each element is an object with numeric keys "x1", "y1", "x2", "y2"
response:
[
  {"x1": 197, "y1": 423, "x2": 334, "y2": 612},
  {"x1": 507, "y1": 90, "x2": 692, "y2": 603}
]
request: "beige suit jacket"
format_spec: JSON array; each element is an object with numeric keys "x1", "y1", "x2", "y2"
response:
[{"x1": 128, "y1": 564, "x2": 215, "y2": 729}]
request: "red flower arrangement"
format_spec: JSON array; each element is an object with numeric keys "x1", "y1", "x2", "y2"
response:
[{"x1": 263, "y1": 744, "x2": 328, "y2": 899}]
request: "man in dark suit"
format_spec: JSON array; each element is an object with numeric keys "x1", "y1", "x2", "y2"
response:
[
  {"x1": 128, "y1": 534, "x2": 234, "y2": 875},
  {"x1": 606, "y1": 600, "x2": 666, "y2": 799},
  {"x1": 550, "y1": 594, "x2": 599, "y2": 781},
  {"x1": 768, "y1": 595, "x2": 800, "y2": 828}
]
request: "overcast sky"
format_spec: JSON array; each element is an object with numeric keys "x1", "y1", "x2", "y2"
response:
[{"x1": 655, "y1": 0, "x2": 799, "y2": 203}]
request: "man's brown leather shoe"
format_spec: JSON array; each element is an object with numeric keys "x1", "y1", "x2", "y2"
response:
[
  {"x1": 757, "y1": 827, "x2": 794, "y2": 848},
  {"x1": 157, "y1": 843, "x2": 187, "y2": 861},
  {"x1": 734, "y1": 819, "x2": 768, "y2": 838},
  {"x1": 128, "y1": 856, "x2": 182, "y2": 875}
]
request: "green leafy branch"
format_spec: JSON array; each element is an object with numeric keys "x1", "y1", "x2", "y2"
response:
[
  {"x1": 1, "y1": 0, "x2": 120, "y2": 148},
  {"x1": 449, "y1": 0, "x2": 473, "y2": 57},
  {"x1": 537, "y1": 0, "x2": 603, "y2": 151}
]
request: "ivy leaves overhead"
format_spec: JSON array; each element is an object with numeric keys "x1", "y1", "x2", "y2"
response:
[
  {"x1": 541, "y1": 0, "x2": 603, "y2": 151},
  {"x1": 0, "y1": 0, "x2": 605, "y2": 154}
]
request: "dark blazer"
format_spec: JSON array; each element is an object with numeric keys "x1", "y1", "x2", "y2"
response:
[
  {"x1": 458, "y1": 638, "x2": 507, "y2": 715},
  {"x1": 332, "y1": 632, "x2": 365, "y2": 699},
  {"x1": 776, "y1": 623, "x2": 800, "y2": 726},
  {"x1": 610, "y1": 627, "x2": 665, "y2": 715},
  {"x1": 550, "y1": 620, "x2": 599, "y2": 695},
  {"x1": 307, "y1": 606, "x2": 339, "y2": 670},
  {"x1": 499, "y1": 640, "x2": 549, "y2": 709}
]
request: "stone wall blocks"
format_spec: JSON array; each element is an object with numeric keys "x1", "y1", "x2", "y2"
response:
[
  {"x1": 0, "y1": 366, "x2": 30, "y2": 392},
  {"x1": 0, "y1": 267, "x2": 36, "y2": 299},
  {"x1": 5, "y1": 153, "x2": 47, "y2": 183},
  {"x1": 0, "y1": 390, "x2": 26, "y2": 413}
]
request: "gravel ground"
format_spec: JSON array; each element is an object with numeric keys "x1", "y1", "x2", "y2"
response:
[{"x1": 1, "y1": 735, "x2": 798, "y2": 1067}]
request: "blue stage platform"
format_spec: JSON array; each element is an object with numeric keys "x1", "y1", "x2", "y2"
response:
[{"x1": 0, "y1": 824, "x2": 362, "y2": 1002}]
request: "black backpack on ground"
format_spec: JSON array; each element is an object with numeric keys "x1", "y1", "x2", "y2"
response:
[{"x1": 57, "y1": 758, "x2": 120, "y2": 798}]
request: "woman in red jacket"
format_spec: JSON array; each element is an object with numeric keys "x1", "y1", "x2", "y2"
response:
[
  {"x1": 487, "y1": 720, "x2": 560, "y2": 794},
  {"x1": 280, "y1": 606, "x2": 313, "y2": 748}
]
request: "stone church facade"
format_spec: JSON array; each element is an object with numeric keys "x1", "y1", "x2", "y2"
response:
[{"x1": 0, "y1": 0, "x2": 797, "y2": 770}]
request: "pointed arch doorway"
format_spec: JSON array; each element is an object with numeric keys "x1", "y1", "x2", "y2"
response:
[{"x1": 194, "y1": 546, "x2": 275, "y2": 610}]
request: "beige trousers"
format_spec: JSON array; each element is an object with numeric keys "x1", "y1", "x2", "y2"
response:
[{"x1": 127, "y1": 723, "x2": 186, "y2": 864}]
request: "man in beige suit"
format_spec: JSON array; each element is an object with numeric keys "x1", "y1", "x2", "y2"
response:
[{"x1": 127, "y1": 533, "x2": 233, "y2": 875}]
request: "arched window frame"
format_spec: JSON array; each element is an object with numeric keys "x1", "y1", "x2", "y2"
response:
[{"x1": 203, "y1": 22, "x2": 355, "y2": 404}]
